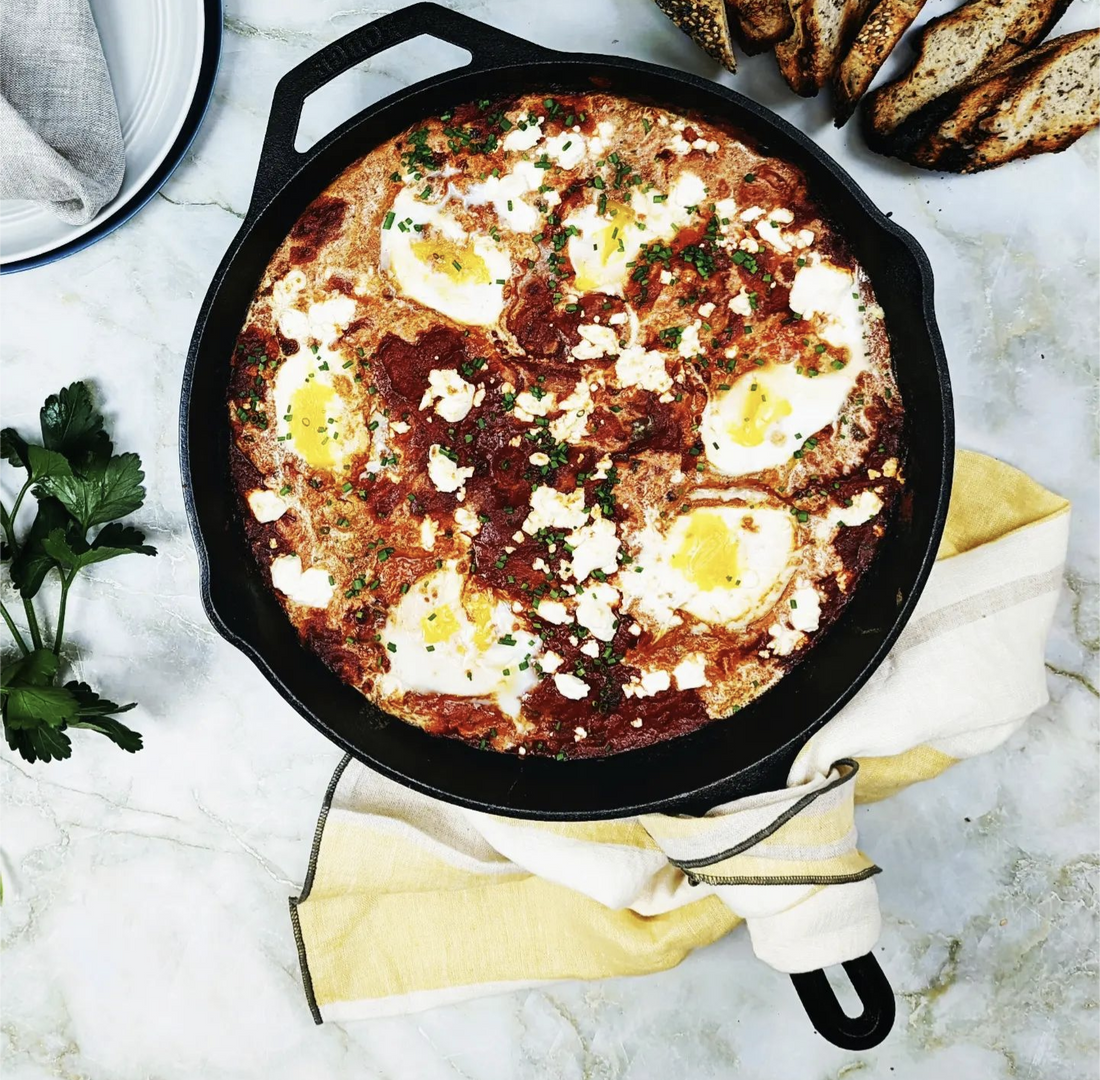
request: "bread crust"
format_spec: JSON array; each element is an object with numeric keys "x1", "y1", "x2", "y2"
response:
[
  {"x1": 776, "y1": 0, "x2": 876, "y2": 97},
  {"x1": 727, "y1": 0, "x2": 795, "y2": 55},
  {"x1": 655, "y1": 0, "x2": 739, "y2": 71},
  {"x1": 834, "y1": 0, "x2": 928, "y2": 126},
  {"x1": 900, "y1": 28, "x2": 1100, "y2": 171},
  {"x1": 861, "y1": 0, "x2": 1072, "y2": 153}
]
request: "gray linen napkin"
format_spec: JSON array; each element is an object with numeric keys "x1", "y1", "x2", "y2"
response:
[{"x1": 0, "y1": 0, "x2": 125, "y2": 224}]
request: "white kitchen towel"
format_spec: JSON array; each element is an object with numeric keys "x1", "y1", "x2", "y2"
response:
[
  {"x1": 0, "y1": 0, "x2": 125, "y2": 223},
  {"x1": 291, "y1": 450, "x2": 1070, "y2": 1021}
]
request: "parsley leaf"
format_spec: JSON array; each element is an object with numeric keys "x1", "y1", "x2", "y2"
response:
[
  {"x1": 0, "y1": 428, "x2": 29, "y2": 469},
  {"x1": 1, "y1": 381, "x2": 154, "y2": 763},
  {"x1": 40, "y1": 382, "x2": 112, "y2": 467},
  {"x1": 42, "y1": 522, "x2": 155, "y2": 571},
  {"x1": 2, "y1": 684, "x2": 79, "y2": 729},
  {"x1": 4, "y1": 721, "x2": 72, "y2": 763},
  {"x1": 39, "y1": 451, "x2": 145, "y2": 530},
  {"x1": 8, "y1": 498, "x2": 71, "y2": 598}
]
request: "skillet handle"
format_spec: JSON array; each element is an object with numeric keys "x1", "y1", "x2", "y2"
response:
[
  {"x1": 789, "y1": 953, "x2": 896, "y2": 1050},
  {"x1": 248, "y1": 1, "x2": 557, "y2": 217}
]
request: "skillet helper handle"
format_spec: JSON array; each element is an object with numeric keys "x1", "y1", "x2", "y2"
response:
[
  {"x1": 249, "y1": 1, "x2": 555, "y2": 217},
  {"x1": 789, "y1": 952, "x2": 896, "y2": 1050}
]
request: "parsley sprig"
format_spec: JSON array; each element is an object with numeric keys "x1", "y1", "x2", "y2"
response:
[{"x1": 1, "y1": 383, "x2": 156, "y2": 763}]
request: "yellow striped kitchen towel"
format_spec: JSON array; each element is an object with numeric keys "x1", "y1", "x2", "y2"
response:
[{"x1": 291, "y1": 450, "x2": 1070, "y2": 1022}]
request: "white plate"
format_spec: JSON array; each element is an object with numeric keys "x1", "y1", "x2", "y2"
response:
[{"x1": 0, "y1": 0, "x2": 206, "y2": 266}]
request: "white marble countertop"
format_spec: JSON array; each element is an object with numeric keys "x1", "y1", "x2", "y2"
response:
[{"x1": 2, "y1": 1, "x2": 1097, "y2": 1077}]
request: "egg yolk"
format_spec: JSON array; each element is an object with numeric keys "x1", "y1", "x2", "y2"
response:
[
  {"x1": 573, "y1": 202, "x2": 634, "y2": 291},
  {"x1": 411, "y1": 237, "x2": 491, "y2": 284},
  {"x1": 463, "y1": 590, "x2": 497, "y2": 650},
  {"x1": 422, "y1": 604, "x2": 461, "y2": 644},
  {"x1": 289, "y1": 381, "x2": 339, "y2": 468},
  {"x1": 729, "y1": 379, "x2": 792, "y2": 447},
  {"x1": 670, "y1": 511, "x2": 741, "y2": 592},
  {"x1": 420, "y1": 592, "x2": 498, "y2": 651}
]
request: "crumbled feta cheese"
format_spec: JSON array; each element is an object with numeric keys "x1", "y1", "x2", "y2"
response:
[
  {"x1": 697, "y1": 302, "x2": 715, "y2": 318},
  {"x1": 513, "y1": 389, "x2": 557, "y2": 420},
  {"x1": 537, "y1": 599, "x2": 571, "y2": 625},
  {"x1": 454, "y1": 506, "x2": 480, "y2": 535},
  {"x1": 566, "y1": 512, "x2": 620, "y2": 582},
  {"x1": 549, "y1": 380, "x2": 594, "y2": 443},
  {"x1": 540, "y1": 650, "x2": 564, "y2": 674},
  {"x1": 555, "y1": 673, "x2": 590, "y2": 700},
  {"x1": 571, "y1": 323, "x2": 620, "y2": 361},
  {"x1": 672, "y1": 654, "x2": 709, "y2": 690},
  {"x1": 728, "y1": 288, "x2": 753, "y2": 317},
  {"x1": 544, "y1": 132, "x2": 585, "y2": 170},
  {"x1": 757, "y1": 218, "x2": 791, "y2": 254},
  {"x1": 580, "y1": 639, "x2": 599, "y2": 658},
  {"x1": 247, "y1": 489, "x2": 288, "y2": 523},
  {"x1": 420, "y1": 516, "x2": 438, "y2": 550},
  {"x1": 575, "y1": 581, "x2": 619, "y2": 641},
  {"x1": 502, "y1": 120, "x2": 543, "y2": 152},
  {"x1": 768, "y1": 622, "x2": 803, "y2": 656},
  {"x1": 270, "y1": 554, "x2": 333, "y2": 608},
  {"x1": 389, "y1": 420, "x2": 411, "y2": 434},
  {"x1": 427, "y1": 444, "x2": 474, "y2": 495},
  {"x1": 677, "y1": 321, "x2": 702, "y2": 359},
  {"x1": 623, "y1": 669, "x2": 671, "y2": 698},
  {"x1": 616, "y1": 345, "x2": 671, "y2": 393},
  {"x1": 529, "y1": 452, "x2": 550, "y2": 466},
  {"x1": 789, "y1": 587, "x2": 821, "y2": 633},
  {"x1": 522, "y1": 485, "x2": 589, "y2": 534},
  {"x1": 740, "y1": 205, "x2": 765, "y2": 222},
  {"x1": 420, "y1": 368, "x2": 478, "y2": 422}
]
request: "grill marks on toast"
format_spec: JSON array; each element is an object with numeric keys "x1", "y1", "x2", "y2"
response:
[
  {"x1": 834, "y1": 0, "x2": 929, "y2": 125},
  {"x1": 901, "y1": 28, "x2": 1100, "y2": 171},
  {"x1": 728, "y1": 0, "x2": 795, "y2": 55},
  {"x1": 862, "y1": 0, "x2": 1074, "y2": 150},
  {"x1": 776, "y1": 0, "x2": 877, "y2": 96}
]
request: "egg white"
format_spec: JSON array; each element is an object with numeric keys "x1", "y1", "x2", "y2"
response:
[
  {"x1": 702, "y1": 262, "x2": 868, "y2": 476},
  {"x1": 619, "y1": 504, "x2": 798, "y2": 632},
  {"x1": 272, "y1": 346, "x2": 369, "y2": 472},
  {"x1": 378, "y1": 562, "x2": 541, "y2": 718},
  {"x1": 564, "y1": 172, "x2": 706, "y2": 296},
  {"x1": 380, "y1": 187, "x2": 510, "y2": 326}
]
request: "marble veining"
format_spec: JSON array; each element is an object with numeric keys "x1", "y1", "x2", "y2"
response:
[{"x1": 1, "y1": 1, "x2": 1097, "y2": 1077}]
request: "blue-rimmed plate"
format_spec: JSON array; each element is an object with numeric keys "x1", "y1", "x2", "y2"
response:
[{"x1": 0, "y1": 0, "x2": 221, "y2": 274}]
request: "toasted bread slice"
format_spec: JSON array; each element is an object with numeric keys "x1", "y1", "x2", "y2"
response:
[
  {"x1": 727, "y1": 0, "x2": 795, "y2": 55},
  {"x1": 655, "y1": 0, "x2": 739, "y2": 72},
  {"x1": 906, "y1": 28, "x2": 1100, "y2": 171},
  {"x1": 776, "y1": 0, "x2": 876, "y2": 97},
  {"x1": 834, "y1": 0, "x2": 929, "y2": 126},
  {"x1": 862, "y1": 0, "x2": 1073, "y2": 152}
]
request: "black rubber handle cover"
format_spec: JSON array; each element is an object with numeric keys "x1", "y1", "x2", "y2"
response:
[
  {"x1": 248, "y1": 2, "x2": 555, "y2": 217},
  {"x1": 789, "y1": 953, "x2": 896, "y2": 1050}
]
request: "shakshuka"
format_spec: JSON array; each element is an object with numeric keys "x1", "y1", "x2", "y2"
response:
[{"x1": 229, "y1": 92, "x2": 905, "y2": 758}]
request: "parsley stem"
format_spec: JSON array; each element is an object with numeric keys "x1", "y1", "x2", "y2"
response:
[
  {"x1": 8, "y1": 477, "x2": 31, "y2": 527},
  {"x1": 53, "y1": 570, "x2": 75, "y2": 656},
  {"x1": 0, "y1": 491, "x2": 42, "y2": 650},
  {"x1": 0, "y1": 599, "x2": 30, "y2": 656},
  {"x1": 23, "y1": 598, "x2": 43, "y2": 651}
]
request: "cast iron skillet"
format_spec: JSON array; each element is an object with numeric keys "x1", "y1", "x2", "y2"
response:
[{"x1": 180, "y1": 3, "x2": 953, "y2": 1050}]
